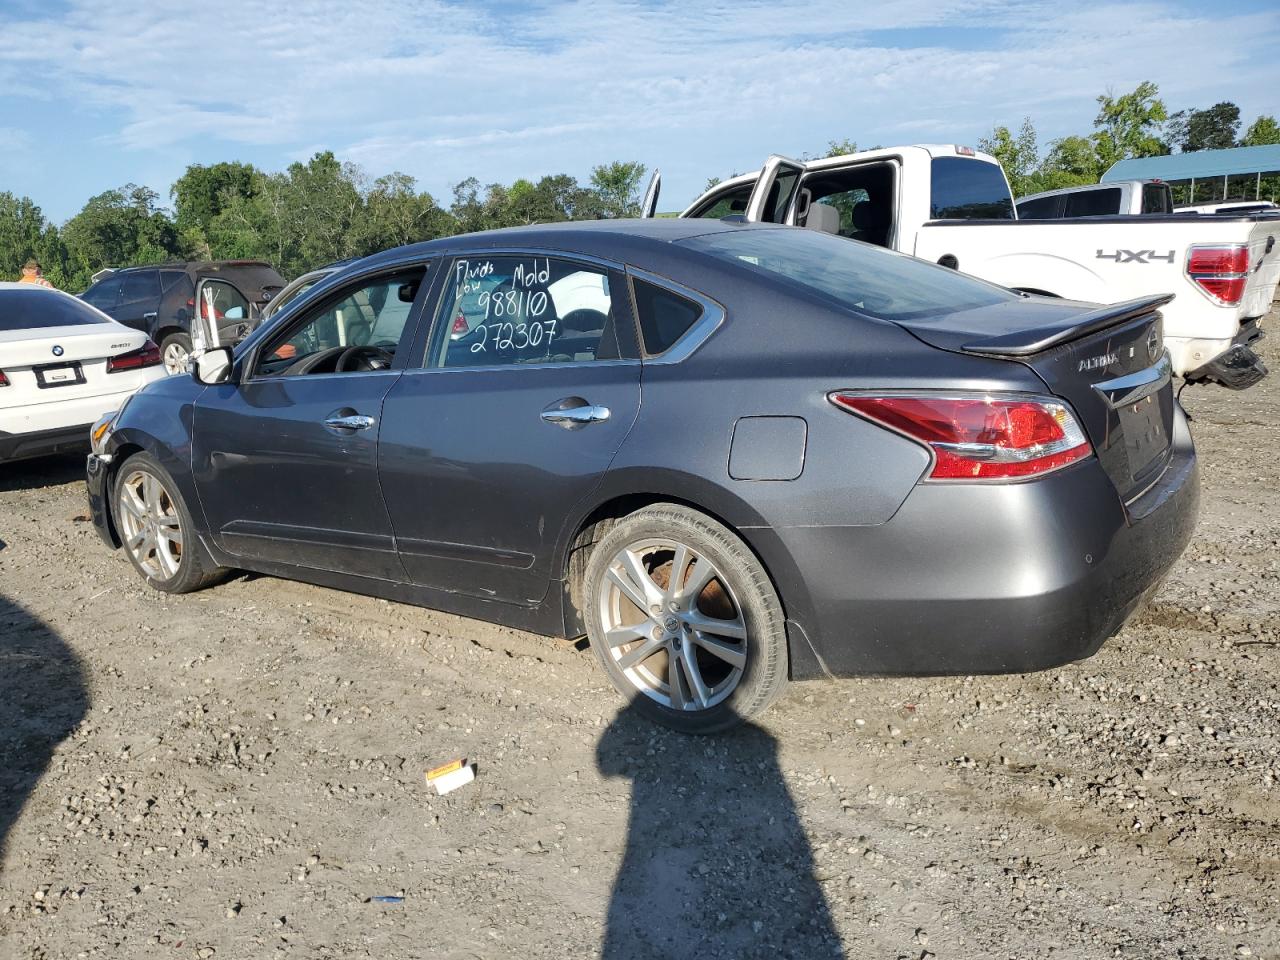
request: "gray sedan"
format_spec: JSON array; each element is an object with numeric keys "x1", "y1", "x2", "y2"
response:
[{"x1": 85, "y1": 219, "x2": 1198, "y2": 733}]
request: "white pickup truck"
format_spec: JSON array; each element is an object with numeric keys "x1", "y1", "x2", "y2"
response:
[
  {"x1": 678, "y1": 146, "x2": 1280, "y2": 387},
  {"x1": 1016, "y1": 180, "x2": 1173, "y2": 219}
]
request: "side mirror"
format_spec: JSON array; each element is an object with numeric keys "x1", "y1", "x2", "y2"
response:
[{"x1": 192, "y1": 346, "x2": 234, "y2": 386}]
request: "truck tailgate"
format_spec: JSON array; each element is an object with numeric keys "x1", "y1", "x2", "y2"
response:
[{"x1": 1241, "y1": 219, "x2": 1280, "y2": 319}]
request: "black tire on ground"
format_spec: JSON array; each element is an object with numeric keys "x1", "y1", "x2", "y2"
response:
[
  {"x1": 112, "y1": 452, "x2": 225, "y2": 594},
  {"x1": 160, "y1": 332, "x2": 193, "y2": 375},
  {"x1": 583, "y1": 503, "x2": 789, "y2": 734}
]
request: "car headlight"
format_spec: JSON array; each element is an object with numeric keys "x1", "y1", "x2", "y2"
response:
[{"x1": 90, "y1": 410, "x2": 117, "y2": 457}]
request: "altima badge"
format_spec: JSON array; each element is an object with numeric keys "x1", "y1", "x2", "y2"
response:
[
  {"x1": 52, "y1": 345, "x2": 64, "y2": 356},
  {"x1": 1078, "y1": 352, "x2": 1118, "y2": 372}
]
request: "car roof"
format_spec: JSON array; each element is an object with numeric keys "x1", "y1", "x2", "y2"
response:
[
  {"x1": 358, "y1": 217, "x2": 787, "y2": 268},
  {"x1": 0, "y1": 281, "x2": 73, "y2": 293}
]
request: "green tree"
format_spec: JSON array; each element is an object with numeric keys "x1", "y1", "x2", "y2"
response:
[
  {"x1": 978, "y1": 119, "x2": 1039, "y2": 196},
  {"x1": 1167, "y1": 102, "x2": 1240, "y2": 152},
  {"x1": 824, "y1": 139, "x2": 858, "y2": 158},
  {"x1": 1242, "y1": 115, "x2": 1280, "y2": 147},
  {"x1": 60, "y1": 184, "x2": 182, "y2": 290},
  {"x1": 0, "y1": 192, "x2": 48, "y2": 281},
  {"x1": 355, "y1": 172, "x2": 454, "y2": 255},
  {"x1": 171, "y1": 161, "x2": 259, "y2": 252},
  {"x1": 1037, "y1": 135, "x2": 1103, "y2": 187},
  {"x1": 1091, "y1": 81, "x2": 1168, "y2": 172},
  {"x1": 589, "y1": 161, "x2": 646, "y2": 217}
]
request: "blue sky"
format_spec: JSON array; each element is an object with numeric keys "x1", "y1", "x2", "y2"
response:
[{"x1": 1, "y1": 0, "x2": 1278, "y2": 222}]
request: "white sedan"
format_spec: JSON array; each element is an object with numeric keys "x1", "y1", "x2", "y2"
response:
[{"x1": 0, "y1": 283, "x2": 166, "y2": 463}]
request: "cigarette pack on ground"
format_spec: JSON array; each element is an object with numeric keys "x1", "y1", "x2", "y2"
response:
[{"x1": 425, "y1": 759, "x2": 475, "y2": 795}]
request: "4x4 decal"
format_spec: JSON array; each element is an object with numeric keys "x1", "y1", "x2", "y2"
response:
[{"x1": 1096, "y1": 249, "x2": 1176, "y2": 264}]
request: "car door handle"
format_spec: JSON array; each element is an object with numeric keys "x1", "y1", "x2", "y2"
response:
[
  {"x1": 324, "y1": 414, "x2": 376, "y2": 431},
  {"x1": 143, "y1": 311, "x2": 158, "y2": 320},
  {"x1": 540, "y1": 399, "x2": 611, "y2": 427}
]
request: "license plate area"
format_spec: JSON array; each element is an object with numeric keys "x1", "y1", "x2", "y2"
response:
[
  {"x1": 34, "y1": 361, "x2": 85, "y2": 388},
  {"x1": 1118, "y1": 393, "x2": 1168, "y2": 478}
]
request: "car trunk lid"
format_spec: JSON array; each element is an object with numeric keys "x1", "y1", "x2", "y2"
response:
[
  {"x1": 893, "y1": 294, "x2": 1177, "y2": 502},
  {"x1": 0, "y1": 324, "x2": 146, "y2": 368}
]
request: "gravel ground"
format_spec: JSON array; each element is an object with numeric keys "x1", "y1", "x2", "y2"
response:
[{"x1": 1, "y1": 316, "x2": 1278, "y2": 960}]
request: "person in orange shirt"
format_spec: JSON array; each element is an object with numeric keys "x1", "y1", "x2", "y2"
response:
[{"x1": 18, "y1": 259, "x2": 53, "y2": 288}]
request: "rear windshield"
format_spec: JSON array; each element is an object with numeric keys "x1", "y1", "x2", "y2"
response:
[
  {"x1": 930, "y1": 157, "x2": 1014, "y2": 220},
  {"x1": 1, "y1": 289, "x2": 110, "y2": 331},
  {"x1": 681, "y1": 227, "x2": 1015, "y2": 322}
]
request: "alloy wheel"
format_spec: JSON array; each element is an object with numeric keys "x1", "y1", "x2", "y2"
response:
[
  {"x1": 117, "y1": 470, "x2": 184, "y2": 581},
  {"x1": 597, "y1": 538, "x2": 748, "y2": 711}
]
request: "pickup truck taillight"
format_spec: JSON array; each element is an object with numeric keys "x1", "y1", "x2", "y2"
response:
[
  {"x1": 107, "y1": 340, "x2": 162, "y2": 373},
  {"x1": 1187, "y1": 244, "x2": 1250, "y2": 305},
  {"x1": 830, "y1": 393, "x2": 1091, "y2": 480},
  {"x1": 0, "y1": 370, "x2": 9, "y2": 387}
]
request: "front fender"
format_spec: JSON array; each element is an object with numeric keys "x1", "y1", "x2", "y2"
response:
[{"x1": 103, "y1": 383, "x2": 203, "y2": 533}]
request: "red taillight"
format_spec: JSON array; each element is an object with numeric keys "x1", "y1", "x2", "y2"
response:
[
  {"x1": 107, "y1": 339, "x2": 162, "y2": 373},
  {"x1": 0, "y1": 369, "x2": 9, "y2": 387},
  {"x1": 452, "y1": 314, "x2": 469, "y2": 335},
  {"x1": 1187, "y1": 244, "x2": 1249, "y2": 305},
  {"x1": 831, "y1": 393, "x2": 1091, "y2": 480}
]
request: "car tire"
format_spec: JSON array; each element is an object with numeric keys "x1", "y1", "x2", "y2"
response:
[
  {"x1": 160, "y1": 332, "x2": 193, "y2": 376},
  {"x1": 583, "y1": 504, "x2": 788, "y2": 734},
  {"x1": 113, "y1": 452, "x2": 224, "y2": 594}
]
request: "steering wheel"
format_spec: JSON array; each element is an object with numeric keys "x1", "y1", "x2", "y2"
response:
[{"x1": 335, "y1": 345, "x2": 394, "y2": 372}]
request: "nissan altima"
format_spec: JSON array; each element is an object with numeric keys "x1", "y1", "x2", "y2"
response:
[{"x1": 85, "y1": 219, "x2": 1199, "y2": 733}]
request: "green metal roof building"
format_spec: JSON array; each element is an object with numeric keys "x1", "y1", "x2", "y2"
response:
[{"x1": 1101, "y1": 145, "x2": 1280, "y2": 206}]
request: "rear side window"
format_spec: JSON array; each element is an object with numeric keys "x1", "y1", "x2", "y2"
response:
[
  {"x1": 1141, "y1": 184, "x2": 1171, "y2": 214},
  {"x1": 1063, "y1": 188, "x2": 1121, "y2": 217},
  {"x1": 632, "y1": 279, "x2": 702, "y2": 354},
  {"x1": 430, "y1": 256, "x2": 623, "y2": 368},
  {"x1": 929, "y1": 158, "x2": 1014, "y2": 220},
  {"x1": 160, "y1": 269, "x2": 187, "y2": 292},
  {"x1": 121, "y1": 270, "x2": 160, "y2": 303},
  {"x1": 82, "y1": 275, "x2": 122, "y2": 311},
  {"x1": 1016, "y1": 195, "x2": 1060, "y2": 219},
  {"x1": 682, "y1": 227, "x2": 1014, "y2": 322},
  {"x1": 1, "y1": 290, "x2": 111, "y2": 330}
]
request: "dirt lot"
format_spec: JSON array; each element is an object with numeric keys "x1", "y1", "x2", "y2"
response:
[{"x1": 2, "y1": 323, "x2": 1278, "y2": 960}]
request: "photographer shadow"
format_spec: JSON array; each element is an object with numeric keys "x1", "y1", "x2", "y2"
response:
[
  {"x1": 597, "y1": 701, "x2": 842, "y2": 959},
  {"x1": 0, "y1": 595, "x2": 88, "y2": 868}
]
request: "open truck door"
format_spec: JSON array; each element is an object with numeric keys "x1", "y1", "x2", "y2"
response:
[
  {"x1": 744, "y1": 155, "x2": 807, "y2": 224},
  {"x1": 640, "y1": 169, "x2": 661, "y2": 218}
]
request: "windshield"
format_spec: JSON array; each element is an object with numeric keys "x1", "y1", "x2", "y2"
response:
[
  {"x1": 1, "y1": 289, "x2": 111, "y2": 331},
  {"x1": 267, "y1": 275, "x2": 327, "y2": 317},
  {"x1": 680, "y1": 227, "x2": 1015, "y2": 321}
]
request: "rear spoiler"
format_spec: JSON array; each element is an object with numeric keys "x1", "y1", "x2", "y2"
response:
[{"x1": 962, "y1": 294, "x2": 1175, "y2": 357}]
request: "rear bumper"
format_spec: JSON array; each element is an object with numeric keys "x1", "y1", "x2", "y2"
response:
[
  {"x1": 0, "y1": 423, "x2": 92, "y2": 462},
  {"x1": 756, "y1": 409, "x2": 1200, "y2": 677},
  {"x1": 1185, "y1": 323, "x2": 1268, "y2": 389}
]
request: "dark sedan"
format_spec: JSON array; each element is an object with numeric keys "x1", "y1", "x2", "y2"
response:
[{"x1": 85, "y1": 219, "x2": 1199, "y2": 733}]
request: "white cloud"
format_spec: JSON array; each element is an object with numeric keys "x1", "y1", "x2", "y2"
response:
[{"x1": 0, "y1": 0, "x2": 1277, "y2": 212}]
